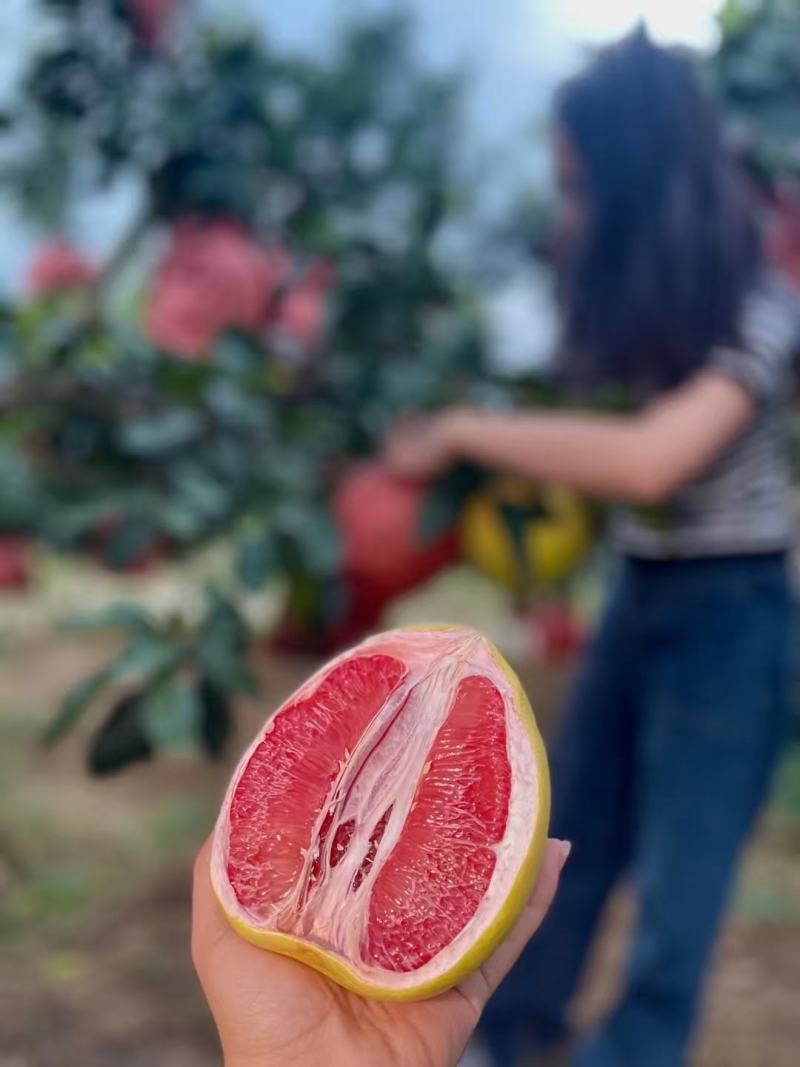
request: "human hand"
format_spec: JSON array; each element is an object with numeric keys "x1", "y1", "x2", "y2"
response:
[
  {"x1": 382, "y1": 409, "x2": 472, "y2": 481},
  {"x1": 192, "y1": 836, "x2": 568, "y2": 1067}
]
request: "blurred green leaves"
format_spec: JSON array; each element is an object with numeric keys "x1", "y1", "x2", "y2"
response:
[
  {"x1": 712, "y1": 0, "x2": 800, "y2": 179},
  {"x1": 7, "y1": 4, "x2": 469, "y2": 243},
  {"x1": 140, "y1": 676, "x2": 201, "y2": 754},
  {"x1": 3, "y1": 1, "x2": 500, "y2": 770},
  {"x1": 1, "y1": 0, "x2": 487, "y2": 571},
  {"x1": 88, "y1": 693, "x2": 155, "y2": 776},
  {"x1": 42, "y1": 590, "x2": 254, "y2": 774},
  {"x1": 418, "y1": 465, "x2": 486, "y2": 544},
  {"x1": 42, "y1": 667, "x2": 117, "y2": 749}
]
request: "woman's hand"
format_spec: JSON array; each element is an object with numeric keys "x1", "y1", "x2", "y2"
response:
[
  {"x1": 192, "y1": 837, "x2": 569, "y2": 1067},
  {"x1": 382, "y1": 410, "x2": 471, "y2": 481}
]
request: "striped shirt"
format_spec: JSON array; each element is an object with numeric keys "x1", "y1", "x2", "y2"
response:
[{"x1": 612, "y1": 272, "x2": 800, "y2": 559}]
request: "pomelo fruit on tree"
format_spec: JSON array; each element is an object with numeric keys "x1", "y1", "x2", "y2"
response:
[
  {"x1": 0, "y1": 535, "x2": 32, "y2": 590},
  {"x1": 460, "y1": 477, "x2": 593, "y2": 594},
  {"x1": 527, "y1": 600, "x2": 588, "y2": 664},
  {"x1": 333, "y1": 463, "x2": 459, "y2": 601},
  {"x1": 211, "y1": 626, "x2": 550, "y2": 1000}
]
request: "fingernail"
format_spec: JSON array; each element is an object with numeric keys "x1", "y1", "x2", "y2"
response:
[{"x1": 556, "y1": 840, "x2": 572, "y2": 870}]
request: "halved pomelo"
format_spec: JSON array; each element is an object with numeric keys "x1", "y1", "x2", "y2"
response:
[{"x1": 210, "y1": 626, "x2": 550, "y2": 1001}]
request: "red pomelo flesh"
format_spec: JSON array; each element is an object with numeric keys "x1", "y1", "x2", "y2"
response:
[{"x1": 211, "y1": 627, "x2": 549, "y2": 1000}]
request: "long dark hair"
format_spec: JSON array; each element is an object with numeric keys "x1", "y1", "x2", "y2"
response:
[{"x1": 556, "y1": 29, "x2": 760, "y2": 391}]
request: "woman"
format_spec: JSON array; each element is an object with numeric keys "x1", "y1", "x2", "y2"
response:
[{"x1": 385, "y1": 31, "x2": 800, "y2": 1067}]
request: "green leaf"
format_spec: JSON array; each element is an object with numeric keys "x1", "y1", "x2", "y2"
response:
[
  {"x1": 198, "y1": 678, "x2": 233, "y2": 758},
  {"x1": 42, "y1": 635, "x2": 182, "y2": 749},
  {"x1": 120, "y1": 410, "x2": 203, "y2": 456},
  {"x1": 317, "y1": 574, "x2": 351, "y2": 628},
  {"x1": 88, "y1": 694, "x2": 154, "y2": 777},
  {"x1": 42, "y1": 668, "x2": 112, "y2": 747},
  {"x1": 153, "y1": 358, "x2": 216, "y2": 402},
  {"x1": 141, "y1": 675, "x2": 201, "y2": 754},
  {"x1": 718, "y1": 0, "x2": 753, "y2": 38},
  {"x1": 195, "y1": 592, "x2": 252, "y2": 691},
  {"x1": 236, "y1": 529, "x2": 279, "y2": 590},
  {"x1": 279, "y1": 503, "x2": 342, "y2": 579},
  {"x1": 418, "y1": 464, "x2": 485, "y2": 544},
  {"x1": 498, "y1": 501, "x2": 548, "y2": 592},
  {"x1": 101, "y1": 520, "x2": 160, "y2": 571},
  {"x1": 171, "y1": 461, "x2": 232, "y2": 522},
  {"x1": 0, "y1": 443, "x2": 41, "y2": 530},
  {"x1": 63, "y1": 602, "x2": 156, "y2": 636},
  {"x1": 109, "y1": 635, "x2": 183, "y2": 683},
  {"x1": 204, "y1": 590, "x2": 250, "y2": 652},
  {"x1": 205, "y1": 379, "x2": 270, "y2": 429},
  {"x1": 40, "y1": 496, "x2": 121, "y2": 546},
  {"x1": 159, "y1": 498, "x2": 209, "y2": 541},
  {"x1": 213, "y1": 332, "x2": 268, "y2": 375}
]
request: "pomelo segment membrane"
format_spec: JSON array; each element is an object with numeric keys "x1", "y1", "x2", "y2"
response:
[
  {"x1": 365, "y1": 675, "x2": 510, "y2": 973},
  {"x1": 211, "y1": 627, "x2": 549, "y2": 1000}
]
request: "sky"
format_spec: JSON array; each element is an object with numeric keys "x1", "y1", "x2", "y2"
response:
[
  {"x1": 215, "y1": 0, "x2": 724, "y2": 163},
  {"x1": 1, "y1": 0, "x2": 725, "y2": 360}
]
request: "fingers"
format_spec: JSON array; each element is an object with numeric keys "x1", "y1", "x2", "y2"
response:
[
  {"x1": 462, "y1": 838, "x2": 569, "y2": 1008},
  {"x1": 383, "y1": 424, "x2": 425, "y2": 474}
]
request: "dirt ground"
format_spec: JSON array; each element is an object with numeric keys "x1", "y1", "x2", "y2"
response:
[{"x1": 1, "y1": 584, "x2": 799, "y2": 1067}]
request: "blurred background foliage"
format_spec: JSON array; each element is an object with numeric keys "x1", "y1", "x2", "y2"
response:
[
  {"x1": 713, "y1": 0, "x2": 800, "y2": 178},
  {"x1": 0, "y1": 0, "x2": 500, "y2": 771},
  {"x1": 0, "y1": 0, "x2": 799, "y2": 776}
]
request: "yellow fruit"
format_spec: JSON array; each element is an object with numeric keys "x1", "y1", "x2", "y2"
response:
[{"x1": 460, "y1": 478, "x2": 593, "y2": 592}]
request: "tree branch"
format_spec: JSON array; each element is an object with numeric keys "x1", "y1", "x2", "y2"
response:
[{"x1": 85, "y1": 206, "x2": 153, "y2": 321}]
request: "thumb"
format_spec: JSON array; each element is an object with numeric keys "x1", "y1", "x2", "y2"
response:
[{"x1": 458, "y1": 838, "x2": 569, "y2": 1011}]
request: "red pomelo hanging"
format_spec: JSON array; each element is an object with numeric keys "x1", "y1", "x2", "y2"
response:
[
  {"x1": 527, "y1": 600, "x2": 588, "y2": 664},
  {"x1": 211, "y1": 626, "x2": 550, "y2": 1000},
  {"x1": 333, "y1": 464, "x2": 459, "y2": 601},
  {"x1": 0, "y1": 535, "x2": 32, "y2": 590}
]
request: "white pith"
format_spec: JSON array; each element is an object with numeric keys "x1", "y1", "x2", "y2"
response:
[{"x1": 211, "y1": 627, "x2": 541, "y2": 990}]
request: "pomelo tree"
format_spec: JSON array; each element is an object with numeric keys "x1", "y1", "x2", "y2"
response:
[
  {"x1": 1, "y1": 0, "x2": 504, "y2": 771},
  {"x1": 711, "y1": 0, "x2": 800, "y2": 286}
]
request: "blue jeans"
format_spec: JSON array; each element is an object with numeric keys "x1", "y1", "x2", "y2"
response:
[{"x1": 482, "y1": 554, "x2": 792, "y2": 1067}]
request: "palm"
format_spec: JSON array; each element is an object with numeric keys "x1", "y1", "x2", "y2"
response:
[{"x1": 192, "y1": 838, "x2": 564, "y2": 1067}]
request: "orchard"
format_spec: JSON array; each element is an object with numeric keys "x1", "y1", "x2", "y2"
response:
[
  {"x1": 0, "y1": 0, "x2": 601, "y2": 776},
  {"x1": 1, "y1": 0, "x2": 799, "y2": 778}
]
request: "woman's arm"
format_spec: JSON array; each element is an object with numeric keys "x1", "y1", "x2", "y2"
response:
[{"x1": 385, "y1": 371, "x2": 755, "y2": 505}]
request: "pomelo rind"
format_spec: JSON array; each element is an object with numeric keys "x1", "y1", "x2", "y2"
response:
[{"x1": 211, "y1": 625, "x2": 550, "y2": 1002}]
